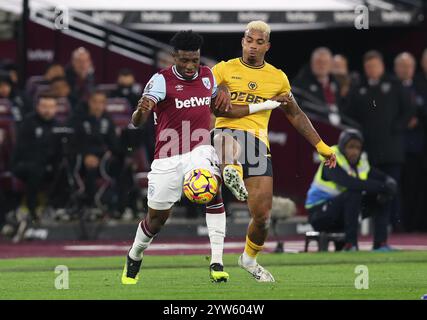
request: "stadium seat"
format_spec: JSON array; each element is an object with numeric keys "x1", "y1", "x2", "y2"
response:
[
  {"x1": 97, "y1": 83, "x2": 118, "y2": 95},
  {"x1": 0, "y1": 99, "x2": 13, "y2": 118},
  {"x1": 304, "y1": 231, "x2": 345, "y2": 252},
  {"x1": 25, "y1": 75, "x2": 44, "y2": 97},
  {"x1": 0, "y1": 171, "x2": 25, "y2": 193},
  {"x1": 106, "y1": 98, "x2": 131, "y2": 115}
]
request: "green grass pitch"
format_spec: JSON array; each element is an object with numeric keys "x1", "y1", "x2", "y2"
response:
[{"x1": 1, "y1": 251, "x2": 426, "y2": 300}]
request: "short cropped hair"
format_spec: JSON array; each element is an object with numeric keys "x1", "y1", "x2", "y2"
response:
[
  {"x1": 89, "y1": 88, "x2": 107, "y2": 99},
  {"x1": 394, "y1": 52, "x2": 415, "y2": 66},
  {"x1": 311, "y1": 47, "x2": 333, "y2": 61},
  {"x1": 118, "y1": 68, "x2": 134, "y2": 77},
  {"x1": 170, "y1": 30, "x2": 204, "y2": 52},
  {"x1": 245, "y1": 20, "x2": 271, "y2": 40},
  {"x1": 363, "y1": 50, "x2": 383, "y2": 63}
]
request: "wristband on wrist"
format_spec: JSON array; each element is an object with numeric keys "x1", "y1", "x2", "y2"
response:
[
  {"x1": 248, "y1": 100, "x2": 281, "y2": 114},
  {"x1": 316, "y1": 140, "x2": 333, "y2": 156}
]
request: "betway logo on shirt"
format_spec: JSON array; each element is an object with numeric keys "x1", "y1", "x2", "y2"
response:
[{"x1": 175, "y1": 97, "x2": 211, "y2": 109}]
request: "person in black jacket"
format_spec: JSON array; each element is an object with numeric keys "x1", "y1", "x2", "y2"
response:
[
  {"x1": 49, "y1": 76, "x2": 78, "y2": 113},
  {"x1": 65, "y1": 47, "x2": 96, "y2": 105},
  {"x1": 394, "y1": 52, "x2": 427, "y2": 232},
  {"x1": 305, "y1": 129, "x2": 398, "y2": 251},
  {"x1": 343, "y1": 50, "x2": 413, "y2": 230},
  {"x1": 293, "y1": 47, "x2": 342, "y2": 124},
  {"x1": 0, "y1": 73, "x2": 31, "y2": 122},
  {"x1": 11, "y1": 93, "x2": 62, "y2": 222},
  {"x1": 109, "y1": 68, "x2": 141, "y2": 107},
  {"x1": 415, "y1": 49, "x2": 427, "y2": 231},
  {"x1": 69, "y1": 90, "x2": 121, "y2": 212}
]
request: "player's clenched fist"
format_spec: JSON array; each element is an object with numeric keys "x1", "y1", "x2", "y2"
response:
[
  {"x1": 316, "y1": 140, "x2": 337, "y2": 168},
  {"x1": 214, "y1": 85, "x2": 231, "y2": 113},
  {"x1": 137, "y1": 97, "x2": 155, "y2": 113},
  {"x1": 270, "y1": 92, "x2": 294, "y2": 106},
  {"x1": 132, "y1": 97, "x2": 155, "y2": 127}
]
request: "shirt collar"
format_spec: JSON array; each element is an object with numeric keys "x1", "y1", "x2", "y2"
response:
[{"x1": 172, "y1": 65, "x2": 198, "y2": 81}]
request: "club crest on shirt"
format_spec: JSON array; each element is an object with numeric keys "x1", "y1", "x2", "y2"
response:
[
  {"x1": 248, "y1": 81, "x2": 258, "y2": 90},
  {"x1": 202, "y1": 77, "x2": 211, "y2": 90},
  {"x1": 148, "y1": 184, "x2": 155, "y2": 198}
]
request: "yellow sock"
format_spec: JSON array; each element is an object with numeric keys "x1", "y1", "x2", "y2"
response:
[
  {"x1": 244, "y1": 236, "x2": 264, "y2": 258},
  {"x1": 225, "y1": 164, "x2": 243, "y2": 180}
]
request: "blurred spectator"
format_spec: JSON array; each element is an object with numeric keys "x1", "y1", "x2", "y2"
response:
[
  {"x1": 0, "y1": 60, "x2": 19, "y2": 90},
  {"x1": 113, "y1": 68, "x2": 156, "y2": 163},
  {"x1": 293, "y1": 47, "x2": 342, "y2": 125},
  {"x1": 49, "y1": 76, "x2": 77, "y2": 110},
  {"x1": 415, "y1": 48, "x2": 427, "y2": 231},
  {"x1": 415, "y1": 48, "x2": 427, "y2": 125},
  {"x1": 305, "y1": 129, "x2": 397, "y2": 251},
  {"x1": 44, "y1": 63, "x2": 66, "y2": 83},
  {"x1": 344, "y1": 50, "x2": 413, "y2": 230},
  {"x1": 11, "y1": 93, "x2": 63, "y2": 223},
  {"x1": 0, "y1": 73, "x2": 30, "y2": 122},
  {"x1": 68, "y1": 90, "x2": 122, "y2": 215},
  {"x1": 332, "y1": 54, "x2": 360, "y2": 100},
  {"x1": 65, "y1": 47, "x2": 95, "y2": 105},
  {"x1": 394, "y1": 52, "x2": 427, "y2": 232},
  {"x1": 109, "y1": 68, "x2": 141, "y2": 107}
]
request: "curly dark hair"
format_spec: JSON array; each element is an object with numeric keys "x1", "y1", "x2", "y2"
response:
[{"x1": 170, "y1": 30, "x2": 204, "y2": 52}]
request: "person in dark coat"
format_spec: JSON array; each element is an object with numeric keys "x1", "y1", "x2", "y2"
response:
[
  {"x1": 109, "y1": 68, "x2": 141, "y2": 108},
  {"x1": 65, "y1": 47, "x2": 96, "y2": 105},
  {"x1": 0, "y1": 73, "x2": 31, "y2": 121},
  {"x1": 343, "y1": 50, "x2": 413, "y2": 230},
  {"x1": 293, "y1": 47, "x2": 342, "y2": 124},
  {"x1": 394, "y1": 52, "x2": 427, "y2": 232},
  {"x1": 12, "y1": 93, "x2": 62, "y2": 222},
  {"x1": 68, "y1": 90, "x2": 123, "y2": 214}
]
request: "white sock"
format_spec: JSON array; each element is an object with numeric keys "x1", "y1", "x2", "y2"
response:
[
  {"x1": 242, "y1": 251, "x2": 257, "y2": 267},
  {"x1": 128, "y1": 221, "x2": 154, "y2": 261},
  {"x1": 206, "y1": 212, "x2": 226, "y2": 265}
]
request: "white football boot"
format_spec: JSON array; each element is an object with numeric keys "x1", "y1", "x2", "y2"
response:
[
  {"x1": 238, "y1": 255, "x2": 275, "y2": 282},
  {"x1": 223, "y1": 166, "x2": 248, "y2": 201}
]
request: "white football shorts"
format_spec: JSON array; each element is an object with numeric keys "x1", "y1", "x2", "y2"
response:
[{"x1": 147, "y1": 145, "x2": 221, "y2": 210}]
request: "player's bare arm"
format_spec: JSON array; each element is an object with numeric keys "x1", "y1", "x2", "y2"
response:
[
  {"x1": 212, "y1": 85, "x2": 231, "y2": 113},
  {"x1": 132, "y1": 96, "x2": 155, "y2": 127},
  {"x1": 213, "y1": 85, "x2": 279, "y2": 118},
  {"x1": 276, "y1": 93, "x2": 337, "y2": 168}
]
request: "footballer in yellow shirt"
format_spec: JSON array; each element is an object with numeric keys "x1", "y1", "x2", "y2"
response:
[
  {"x1": 212, "y1": 57, "x2": 291, "y2": 148},
  {"x1": 211, "y1": 20, "x2": 336, "y2": 282}
]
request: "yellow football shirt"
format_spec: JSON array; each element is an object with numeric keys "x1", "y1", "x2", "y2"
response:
[{"x1": 212, "y1": 57, "x2": 291, "y2": 147}]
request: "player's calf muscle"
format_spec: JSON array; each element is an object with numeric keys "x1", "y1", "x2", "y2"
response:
[{"x1": 147, "y1": 209, "x2": 170, "y2": 233}]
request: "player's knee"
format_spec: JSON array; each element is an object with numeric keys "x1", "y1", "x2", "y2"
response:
[{"x1": 213, "y1": 133, "x2": 238, "y2": 163}]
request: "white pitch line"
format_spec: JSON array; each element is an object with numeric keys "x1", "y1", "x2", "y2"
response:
[
  {"x1": 64, "y1": 241, "x2": 277, "y2": 251},
  {"x1": 63, "y1": 241, "x2": 427, "y2": 252}
]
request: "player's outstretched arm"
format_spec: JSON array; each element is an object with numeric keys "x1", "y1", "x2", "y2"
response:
[
  {"x1": 212, "y1": 85, "x2": 280, "y2": 118},
  {"x1": 277, "y1": 93, "x2": 337, "y2": 168},
  {"x1": 132, "y1": 96, "x2": 155, "y2": 127}
]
